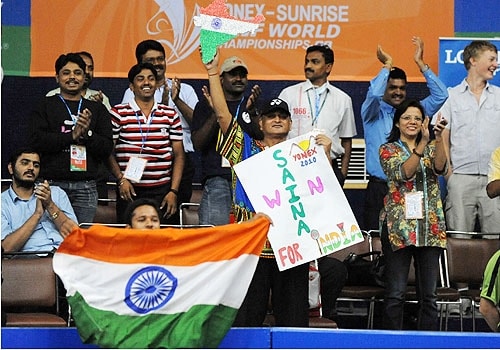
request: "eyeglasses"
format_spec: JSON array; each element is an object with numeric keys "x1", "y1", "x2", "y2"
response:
[{"x1": 400, "y1": 115, "x2": 423, "y2": 122}]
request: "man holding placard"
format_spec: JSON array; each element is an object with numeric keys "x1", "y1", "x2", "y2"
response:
[{"x1": 202, "y1": 47, "x2": 334, "y2": 327}]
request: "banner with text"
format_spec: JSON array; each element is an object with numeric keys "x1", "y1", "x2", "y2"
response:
[
  {"x1": 233, "y1": 132, "x2": 363, "y2": 271},
  {"x1": 29, "y1": 0, "x2": 453, "y2": 80},
  {"x1": 438, "y1": 38, "x2": 500, "y2": 88}
]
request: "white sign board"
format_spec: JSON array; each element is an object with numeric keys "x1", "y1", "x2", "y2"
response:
[{"x1": 233, "y1": 132, "x2": 363, "y2": 271}]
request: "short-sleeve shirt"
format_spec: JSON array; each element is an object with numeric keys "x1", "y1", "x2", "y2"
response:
[
  {"x1": 481, "y1": 250, "x2": 500, "y2": 307},
  {"x1": 110, "y1": 99, "x2": 183, "y2": 188},
  {"x1": 279, "y1": 80, "x2": 356, "y2": 158},
  {"x1": 487, "y1": 146, "x2": 500, "y2": 183},
  {"x1": 121, "y1": 81, "x2": 198, "y2": 152}
]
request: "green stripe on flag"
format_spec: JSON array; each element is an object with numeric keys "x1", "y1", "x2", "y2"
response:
[
  {"x1": 1, "y1": 26, "x2": 31, "y2": 76},
  {"x1": 69, "y1": 292, "x2": 238, "y2": 349},
  {"x1": 200, "y1": 30, "x2": 236, "y2": 63}
]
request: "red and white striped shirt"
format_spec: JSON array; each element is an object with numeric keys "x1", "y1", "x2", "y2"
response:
[{"x1": 110, "y1": 99, "x2": 183, "y2": 187}]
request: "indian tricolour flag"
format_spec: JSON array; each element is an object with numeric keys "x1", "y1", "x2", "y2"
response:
[
  {"x1": 194, "y1": 0, "x2": 265, "y2": 63},
  {"x1": 53, "y1": 217, "x2": 270, "y2": 349}
]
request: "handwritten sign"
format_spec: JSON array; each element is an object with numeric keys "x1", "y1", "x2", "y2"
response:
[{"x1": 233, "y1": 132, "x2": 363, "y2": 271}]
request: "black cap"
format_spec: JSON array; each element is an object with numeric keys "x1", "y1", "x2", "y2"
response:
[{"x1": 261, "y1": 98, "x2": 291, "y2": 116}]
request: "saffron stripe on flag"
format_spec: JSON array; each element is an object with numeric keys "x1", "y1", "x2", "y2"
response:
[{"x1": 56, "y1": 216, "x2": 270, "y2": 266}]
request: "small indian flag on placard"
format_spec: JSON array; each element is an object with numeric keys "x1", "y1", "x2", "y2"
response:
[
  {"x1": 194, "y1": 0, "x2": 265, "y2": 63},
  {"x1": 53, "y1": 217, "x2": 270, "y2": 349}
]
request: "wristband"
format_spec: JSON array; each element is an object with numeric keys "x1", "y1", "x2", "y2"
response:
[
  {"x1": 420, "y1": 64, "x2": 430, "y2": 73},
  {"x1": 413, "y1": 149, "x2": 424, "y2": 158},
  {"x1": 169, "y1": 188, "x2": 179, "y2": 196},
  {"x1": 208, "y1": 72, "x2": 219, "y2": 76}
]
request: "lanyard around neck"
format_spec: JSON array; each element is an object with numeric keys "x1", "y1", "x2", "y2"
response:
[
  {"x1": 235, "y1": 96, "x2": 244, "y2": 119},
  {"x1": 397, "y1": 139, "x2": 426, "y2": 183},
  {"x1": 135, "y1": 110, "x2": 155, "y2": 153},
  {"x1": 306, "y1": 87, "x2": 328, "y2": 126},
  {"x1": 58, "y1": 95, "x2": 82, "y2": 125}
]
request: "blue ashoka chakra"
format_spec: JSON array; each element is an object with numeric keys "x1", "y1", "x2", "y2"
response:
[
  {"x1": 211, "y1": 17, "x2": 222, "y2": 30},
  {"x1": 124, "y1": 266, "x2": 177, "y2": 314}
]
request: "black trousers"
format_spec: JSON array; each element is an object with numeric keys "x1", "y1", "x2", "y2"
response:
[
  {"x1": 233, "y1": 258, "x2": 309, "y2": 327},
  {"x1": 363, "y1": 178, "x2": 388, "y2": 232},
  {"x1": 317, "y1": 256, "x2": 348, "y2": 319}
]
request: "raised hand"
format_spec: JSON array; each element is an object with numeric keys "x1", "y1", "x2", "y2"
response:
[
  {"x1": 246, "y1": 84, "x2": 261, "y2": 112},
  {"x1": 377, "y1": 45, "x2": 393, "y2": 67},
  {"x1": 412, "y1": 36, "x2": 427, "y2": 70}
]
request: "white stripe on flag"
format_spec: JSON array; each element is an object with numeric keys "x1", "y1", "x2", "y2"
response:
[
  {"x1": 193, "y1": 14, "x2": 260, "y2": 35},
  {"x1": 54, "y1": 253, "x2": 258, "y2": 316}
]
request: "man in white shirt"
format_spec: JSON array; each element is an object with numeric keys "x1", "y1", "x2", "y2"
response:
[{"x1": 279, "y1": 44, "x2": 356, "y2": 186}]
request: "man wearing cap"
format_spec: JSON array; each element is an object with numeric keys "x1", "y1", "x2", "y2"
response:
[
  {"x1": 279, "y1": 44, "x2": 356, "y2": 186},
  {"x1": 202, "y1": 48, "x2": 333, "y2": 327},
  {"x1": 191, "y1": 55, "x2": 261, "y2": 226}
]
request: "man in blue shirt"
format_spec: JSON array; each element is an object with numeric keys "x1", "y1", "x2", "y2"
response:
[
  {"x1": 361, "y1": 36, "x2": 448, "y2": 231},
  {"x1": 1, "y1": 148, "x2": 78, "y2": 252}
]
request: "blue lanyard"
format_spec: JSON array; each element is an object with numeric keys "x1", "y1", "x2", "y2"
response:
[
  {"x1": 135, "y1": 110, "x2": 155, "y2": 153},
  {"x1": 58, "y1": 95, "x2": 82, "y2": 125},
  {"x1": 306, "y1": 88, "x2": 328, "y2": 126},
  {"x1": 235, "y1": 96, "x2": 244, "y2": 119}
]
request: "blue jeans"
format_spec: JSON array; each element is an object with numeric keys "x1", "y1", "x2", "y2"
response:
[
  {"x1": 381, "y1": 228, "x2": 442, "y2": 330},
  {"x1": 50, "y1": 180, "x2": 97, "y2": 224},
  {"x1": 199, "y1": 176, "x2": 232, "y2": 226}
]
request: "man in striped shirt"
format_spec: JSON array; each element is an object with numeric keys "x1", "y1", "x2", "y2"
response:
[{"x1": 108, "y1": 63, "x2": 185, "y2": 224}]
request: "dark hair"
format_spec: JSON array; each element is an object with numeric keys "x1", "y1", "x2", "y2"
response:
[
  {"x1": 75, "y1": 51, "x2": 93, "y2": 63},
  {"x1": 386, "y1": 99, "x2": 425, "y2": 144},
  {"x1": 8, "y1": 147, "x2": 39, "y2": 166},
  {"x1": 388, "y1": 67, "x2": 407, "y2": 82},
  {"x1": 124, "y1": 198, "x2": 161, "y2": 226},
  {"x1": 135, "y1": 40, "x2": 165, "y2": 63},
  {"x1": 306, "y1": 45, "x2": 334, "y2": 65},
  {"x1": 127, "y1": 62, "x2": 158, "y2": 83},
  {"x1": 54, "y1": 53, "x2": 86, "y2": 75},
  {"x1": 463, "y1": 40, "x2": 498, "y2": 71}
]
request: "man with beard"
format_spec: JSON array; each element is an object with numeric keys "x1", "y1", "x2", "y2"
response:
[
  {"x1": 29, "y1": 53, "x2": 113, "y2": 224},
  {"x1": 46, "y1": 51, "x2": 112, "y2": 110},
  {"x1": 1, "y1": 148, "x2": 78, "y2": 252},
  {"x1": 108, "y1": 63, "x2": 185, "y2": 224},
  {"x1": 191, "y1": 56, "x2": 262, "y2": 225},
  {"x1": 279, "y1": 44, "x2": 356, "y2": 187},
  {"x1": 361, "y1": 36, "x2": 448, "y2": 232},
  {"x1": 122, "y1": 40, "x2": 198, "y2": 224}
]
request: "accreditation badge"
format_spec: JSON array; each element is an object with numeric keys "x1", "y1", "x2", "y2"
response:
[
  {"x1": 124, "y1": 156, "x2": 147, "y2": 183},
  {"x1": 70, "y1": 144, "x2": 87, "y2": 171},
  {"x1": 405, "y1": 191, "x2": 424, "y2": 219}
]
